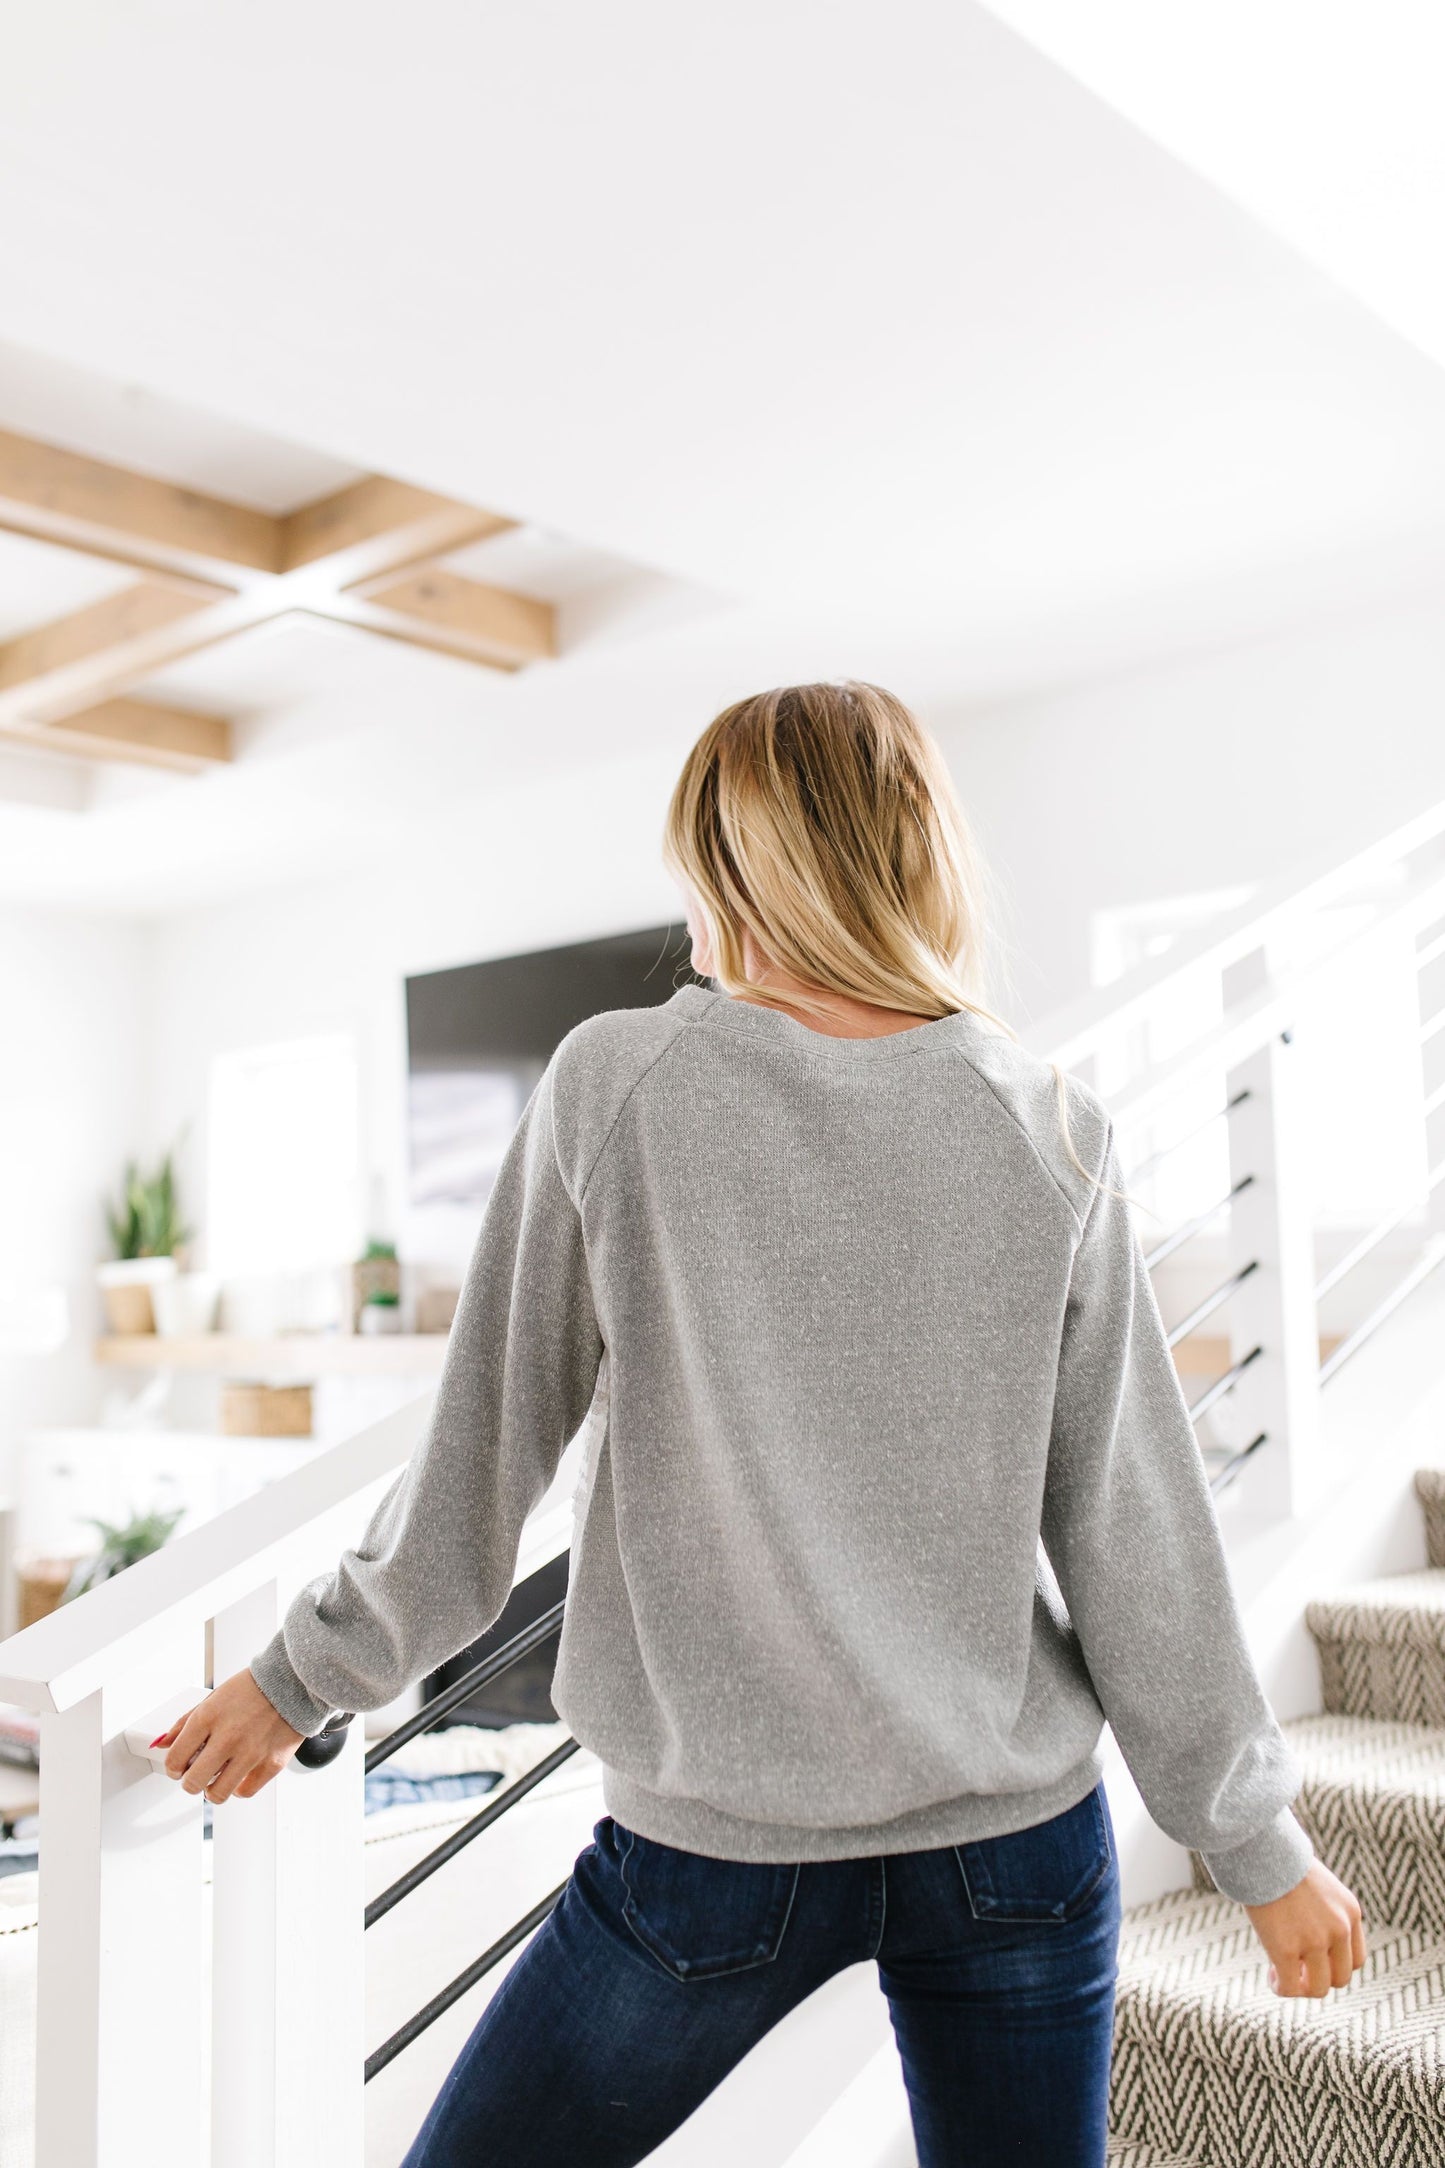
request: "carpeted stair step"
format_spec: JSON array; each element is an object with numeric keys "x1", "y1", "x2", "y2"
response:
[
  {"x1": 1106, "y1": 2144, "x2": 1210, "y2": 2165},
  {"x1": 1110, "y1": 1885, "x2": 1445, "y2": 2164},
  {"x1": 1415, "y1": 1468, "x2": 1445, "y2": 1571},
  {"x1": 1188, "y1": 1713, "x2": 1445, "y2": 1937},
  {"x1": 1305, "y1": 1569, "x2": 1445, "y2": 1727}
]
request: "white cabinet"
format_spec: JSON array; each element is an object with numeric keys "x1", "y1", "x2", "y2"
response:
[{"x1": 16, "y1": 1428, "x2": 329, "y2": 1561}]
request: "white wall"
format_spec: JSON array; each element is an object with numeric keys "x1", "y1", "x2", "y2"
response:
[
  {"x1": 139, "y1": 590, "x2": 1445, "y2": 1297},
  {"x1": 0, "y1": 903, "x2": 148, "y2": 1489},
  {"x1": 938, "y1": 589, "x2": 1445, "y2": 1026},
  {"x1": 146, "y1": 745, "x2": 687, "y2": 1279}
]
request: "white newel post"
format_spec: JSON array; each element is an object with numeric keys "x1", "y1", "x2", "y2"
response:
[
  {"x1": 210, "y1": 1568, "x2": 365, "y2": 2168},
  {"x1": 1222, "y1": 947, "x2": 1321, "y2": 1519},
  {"x1": 37, "y1": 1628, "x2": 207, "y2": 2168}
]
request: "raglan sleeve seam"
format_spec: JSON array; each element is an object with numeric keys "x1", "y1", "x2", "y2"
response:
[
  {"x1": 574, "y1": 1015, "x2": 696, "y2": 1208},
  {"x1": 946, "y1": 1044, "x2": 1092, "y2": 1242}
]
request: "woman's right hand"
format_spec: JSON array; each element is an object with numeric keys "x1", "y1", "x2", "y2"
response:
[
  {"x1": 159, "y1": 1667, "x2": 306, "y2": 1802},
  {"x1": 1243, "y1": 1858, "x2": 1366, "y2": 1998}
]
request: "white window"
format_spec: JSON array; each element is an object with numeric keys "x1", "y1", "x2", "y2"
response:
[{"x1": 207, "y1": 1034, "x2": 361, "y2": 1276}]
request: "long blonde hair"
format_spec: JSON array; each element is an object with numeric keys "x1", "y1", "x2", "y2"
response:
[{"x1": 662, "y1": 680, "x2": 1109, "y2": 1193}]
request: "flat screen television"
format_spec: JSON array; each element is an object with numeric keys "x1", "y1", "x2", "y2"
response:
[{"x1": 404, "y1": 922, "x2": 699, "y2": 1266}]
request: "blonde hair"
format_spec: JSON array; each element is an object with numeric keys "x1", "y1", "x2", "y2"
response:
[{"x1": 662, "y1": 680, "x2": 1117, "y2": 1196}]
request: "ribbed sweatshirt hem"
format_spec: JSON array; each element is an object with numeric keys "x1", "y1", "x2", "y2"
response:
[{"x1": 599, "y1": 1748, "x2": 1108, "y2": 1863}]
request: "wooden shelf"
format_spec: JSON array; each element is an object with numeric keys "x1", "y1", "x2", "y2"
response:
[{"x1": 93, "y1": 1334, "x2": 450, "y2": 1379}]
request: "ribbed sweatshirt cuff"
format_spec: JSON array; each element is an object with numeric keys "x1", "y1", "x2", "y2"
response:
[
  {"x1": 250, "y1": 1629, "x2": 335, "y2": 1738},
  {"x1": 1199, "y1": 1804, "x2": 1315, "y2": 1905}
]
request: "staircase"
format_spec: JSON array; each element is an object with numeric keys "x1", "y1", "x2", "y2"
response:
[{"x1": 1105, "y1": 1467, "x2": 1445, "y2": 2165}]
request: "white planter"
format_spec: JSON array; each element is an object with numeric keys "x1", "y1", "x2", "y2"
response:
[
  {"x1": 96, "y1": 1256, "x2": 178, "y2": 1336},
  {"x1": 358, "y1": 1303, "x2": 403, "y2": 1336},
  {"x1": 151, "y1": 1272, "x2": 220, "y2": 1337}
]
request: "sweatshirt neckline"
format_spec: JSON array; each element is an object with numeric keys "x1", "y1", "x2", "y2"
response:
[{"x1": 666, "y1": 982, "x2": 974, "y2": 1063}]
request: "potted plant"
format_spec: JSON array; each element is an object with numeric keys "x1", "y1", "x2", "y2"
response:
[
  {"x1": 350, "y1": 1237, "x2": 401, "y2": 1329},
  {"x1": 61, "y1": 1503, "x2": 185, "y2": 1604},
  {"x1": 358, "y1": 1287, "x2": 403, "y2": 1336},
  {"x1": 98, "y1": 1150, "x2": 192, "y2": 1334}
]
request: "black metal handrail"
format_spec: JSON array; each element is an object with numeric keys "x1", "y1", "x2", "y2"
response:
[
  {"x1": 1165, "y1": 1259, "x2": 1259, "y2": 1351},
  {"x1": 1143, "y1": 1176, "x2": 1255, "y2": 1273},
  {"x1": 356, "y1": 1585, "x2": 577, "y2": 2079},
  {"x1": 365, "y1": 1882, "x2": 570, "y2": 2084},
  {"x1": 1206, "y1": 1431, "x2": 1268, "y2": 1496},
  {"x1": 1121, "y1": 1088, "x2": 1252, "y2": 1186},
  {"x1": 365, "y1": 1736, "x2": 581, "y2": 1930},
  {"x1": 1188, "y1": 1343, "x2": 1263, "y2": 1424},
  {"x1": 365, "y1": 1601, "x2": 566, "y2": 1773}
]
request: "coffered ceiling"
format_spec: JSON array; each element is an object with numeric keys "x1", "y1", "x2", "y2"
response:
[{"x1": 5, "y1": 3, "x2": 1445, "y2": 909}]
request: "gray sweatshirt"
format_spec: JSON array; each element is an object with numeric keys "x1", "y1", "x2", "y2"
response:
[{"x1": 252, "y1": 981, "x2": 1314, "y2": 1905}]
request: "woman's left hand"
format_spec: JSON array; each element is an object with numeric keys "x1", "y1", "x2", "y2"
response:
[{"x1": 159, "y1": 1668, "x2": 305, "y2": 1803}]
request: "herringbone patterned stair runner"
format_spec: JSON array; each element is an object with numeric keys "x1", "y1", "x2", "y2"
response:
[
  {"x1": 1110, "y1": 1887, "x2": 1445, "y2": 2163},
  {"x1": 1103, "y1": 1470, "x2": 1445, "y2": 2166},
  {"x1": 1305, "y1": 1570, "x2": 1445, "y2": 1728},
  {"x1": 1188, "y1": 1714, "x2": 1445, "y2": 1938},
  {"x1": 1105, "y1": 2145, "x2": 1208, "y2": 2165}
]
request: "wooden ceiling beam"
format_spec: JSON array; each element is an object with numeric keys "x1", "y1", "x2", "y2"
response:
[
  {"x1": 326, "y1": 565, "x2": 555, "y2": 670},
  {"x1": 17, "y1": 698, "x2": 233, "y2": 773},
  {"x1": 281, "y1": 476, "x2": 513, "y2": 585},
  {"x1": 0, "y1": 578, "x2": 227, "y2": 696},
  {"x1": 0, "y1": 427, "x2": 281, "y2": 582},
  {"x1": 0, "y1": 427, "x2": 548, "y2": 765},
  {"x1": 0, "y1": 577, "x2": 250, "y2": 736}
]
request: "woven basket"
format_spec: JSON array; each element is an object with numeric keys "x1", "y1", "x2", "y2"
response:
[
  {"x1": 100, "y1": 1280, "x2": 157, "y2": 1334},
  {"x1": 220, "y1": 1382, "x2": 313, "y2": 1437},
  {"x1": 17, "y1": 1558, "x2": 81, "y2": 1631}
]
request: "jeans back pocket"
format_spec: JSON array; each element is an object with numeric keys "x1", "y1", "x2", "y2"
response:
[
  {"x1": 616, "y1": 1821, "x2": 801, "y2": 1981},
  {"x1": 954, "y1": 1783, "x2": 1114, "y2": 1925}
]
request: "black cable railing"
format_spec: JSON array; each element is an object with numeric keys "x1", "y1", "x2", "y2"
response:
[
  {"x1": 1206, "y1": 1431, "x2": 1268, "y2": 1496},
  {"x1": 365, "y1": 1735, "x2": 580, "y2": 1930},
  {"x1": 1188, "y1": 1343, "x2": 1263, "y2": 1425},
  {"x1": 365, "y1": 1601, "x2": 567, "y2": 1774},
  {"x1": 1117, "y1": 1096, "x2": 1267, "y2": 1485},
  {"x1": 366, "y1": 1883, "x2": 570, "y2": 2084},
  {"x1": 1165, "y1": 1259, "x2": 1259, "y2": 1351},
  {"x1": 1143, "y1": 1176, "x2": 1255, "y2": 1272},
  {"x1": 293, "y1": 1579, "x2": 578, "y2": 2080},
  {"x1": 1121, "y1": 1088, "x2": 1252, "y2": 1186}
]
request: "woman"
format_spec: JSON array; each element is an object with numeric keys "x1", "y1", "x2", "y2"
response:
[{"x1": 162, "y1": 682, "x2": 1365, "y2": 2167}]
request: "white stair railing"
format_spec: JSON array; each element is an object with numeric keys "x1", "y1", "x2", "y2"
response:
[
  {"x1": 1, "y1": 792, "x2": 1444, "y2": 2164},
  {"x1": 0, "y1": 1399, "x2": 424, "y2": 2168},
  {"x1": 1025, "y1": 794, "x2": 1445, "y2": 1518},
  {"x1": 0, "y1": 1399, "x2": 577, "y2": 2168}
]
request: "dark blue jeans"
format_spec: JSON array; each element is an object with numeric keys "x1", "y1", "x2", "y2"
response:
[{"x1": 403, "y1": 1779, "x2": 1121, "y2": 2167}]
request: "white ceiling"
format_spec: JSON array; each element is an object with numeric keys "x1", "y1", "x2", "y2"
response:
[
  {"x1": 3, "y1": 1, "x2": 1445, "y2": 914},
  {"x1": 981, "y1": 3, "x2": 1445, "y2": 379},
  {"x1": 0, "y1": 339, "x2": 363, "y2": 514},
  {"x1": 0, "y1": 527, "x2": 136, "y2": 642}
]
